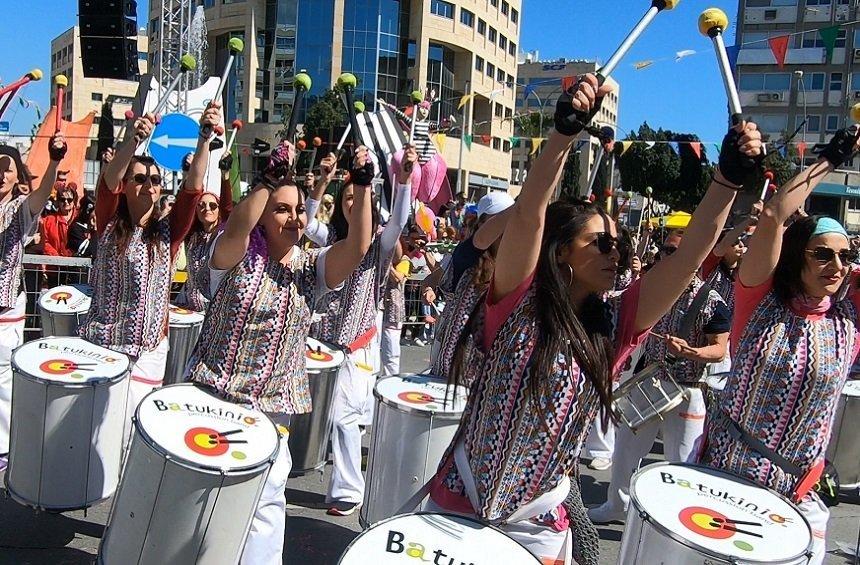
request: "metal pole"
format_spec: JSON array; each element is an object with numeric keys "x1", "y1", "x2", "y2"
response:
[
  {"x1": 457, "y1": 80, "x2": 470, "y2": 196},
  {"x1": 374, "y1": 12, "x2": 381, "y2": 112}
]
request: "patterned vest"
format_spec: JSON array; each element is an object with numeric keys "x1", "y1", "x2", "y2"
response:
[
  {"x1": 438, "y1": 287, "x2": 603, "y2": 523},
  {"x1": 430, "y1": 265, "x2": 485, "y2": 379},
  {"x1": 312, "y1": 236, "x2": 390, "y2": 347},
  {"x1": 186, "y1": 244, "x2": 322, "y2": 414},
  {"x1": 642, "y1": 277, "x2": 724, "y2": 384},
  {"x1": 80, "y1": 217, "x2": 173, "y2": 356},
  {"x1": 382, "y1": 274, "x2": 406, "y2": 327},
  {"x1": 0, "y1": 197, "x2": 30, "y2": 309},
  {"x1": 701, "y1": 291, "x2": 857, "y2": 496},
  {"x1": 178, "y1": 229, "x2": 216, "y2": 312}
]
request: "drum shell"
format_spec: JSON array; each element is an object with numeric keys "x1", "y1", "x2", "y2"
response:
[
  {"x1": 825, "y1": 387, "x2": 860, "y2": 488},
  {"x1": 359, "y1": 390, "x2": 462, "y2": 528},
  {"x1": 39, "y1": 306, "x2": 89, "y2": 337},
  {"x1": 99, "y1": 426, "x2": 270, "y2": 565},
  {"x1": 163, "y1": 320, "x2": 202, "y2": 386},
  {"x1": 287, "y1": 363, "x2": 340, "y2": 476},
  {"x1": 6, "y1": 368, "x2": 128, "y2": 510}
]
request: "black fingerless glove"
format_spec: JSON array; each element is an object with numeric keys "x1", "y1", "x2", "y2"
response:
[
  {"x1": 48, "y1": 137, "x2": 68, "y2": 162},
  {"x1": 264, "y1": 142, "x2": 294, "y2": 181},
  {"x1": 718, "y1": 128, "x2": 762, "y2": 187},
  {"x1": 815, "y1": 126, "x2": 860, "y2": 168},
  {"x1": 219, "y1": 153, "x2": 233, "y2": 172},
  {"x1": 554, "y1": 78, "x2": 604, "y2": 137},
  {"x1": 349, "y1": 158, "x2": 375, "y2": 186}
]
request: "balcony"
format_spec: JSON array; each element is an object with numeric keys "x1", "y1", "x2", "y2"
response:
[
  {"x1": 737, "y1": 48, "x2": 826, "y2": 66},
  {"x1": 743, "y1": 6, "x2": 798, "y2": 25}
]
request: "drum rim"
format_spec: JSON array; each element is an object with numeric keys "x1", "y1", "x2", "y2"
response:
[
  {"x1": 337, "y1": 512, "x2": 542, "y2": 564},
  {"x1": 628, "y1": 462, "x2": 813, "y2": 563},
  {"x1": 133, "y1": 382, "x2": 281, "y2": 474},
  {"x1": 304, "y1": 338, "x2": 347, "y2": 370},
  {"x1": 11, "y1": 337, "x2": 131, "y2": 386},
  {"x1": 373, "y1": 374, "x2": 467, "y2": 419},
  {"x1": 4, "y1": 471, "x2": 113, "y2": 512},
  {"x1": 167, "y1": 320, "x2": 204, "y2": 329}
]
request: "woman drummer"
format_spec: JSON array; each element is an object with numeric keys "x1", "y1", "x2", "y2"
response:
[
  {"x1": 78, "y1": 106, "x2": 217, "y2": 415},
  {"x1": 175, "y1": 151, "x2": 235, "y2": 312},
  {"x1": 184, "y1": 144, "x2": 376, "y2": 563},
  {"x1": 699, "y1": 127, "x2": 860, "y2": 565},
  {"x1": 302, "y1": 147, "x2": 418, "y2": 516},
  {"x1": 425, "y1": 74, "x2": 764, "y2": 564}
]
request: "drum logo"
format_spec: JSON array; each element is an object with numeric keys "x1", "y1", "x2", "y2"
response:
[
  {"x1": 50, "y1": 291, "x2": 72, "y2": 304},
  {"x1": 39, "y1": 359, "x2": 94, "y2": 379},
  {"x1": 398, "y1": 391, "x2": 435, "y2": 405},
  {"x1": 306, "y1": 349, "x2": 334, "y2": 363},
  {"x1": 678, "y1": 505, "x2": 761, "y2": 552},
  {"x1": 170, "y1": 306, "x2": 194, "y2": 315},
  {"x1": 37, "y1": 342, "x2": 121, "y2": 364},
  {"x1": 385, "y1": 530, "x2": 469, "y2": 563},
  {"x1": 152, "y1": 399, "x2": 259, "y2": 427},
  {"x1": 184, "y1": 426, "x2": 248, "y2": 460}
]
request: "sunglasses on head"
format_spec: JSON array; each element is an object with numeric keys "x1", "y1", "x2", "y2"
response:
[
  {"x1": 131, "y1": 173, "x2": 163, "y2": 186},
  {"x1": 806, "y1": 246, "x2": 858, "y2": 264},
  {"x1": 591, "y1": 232, "x2": 619, "y2": 254},
  {"x1": 197, "y1": 201, "x2": 218, "y2": 211}
]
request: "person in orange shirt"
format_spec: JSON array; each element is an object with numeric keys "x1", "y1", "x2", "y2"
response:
[{"x1": 40, "y1": 184, "x2": 77, "y2": 257}]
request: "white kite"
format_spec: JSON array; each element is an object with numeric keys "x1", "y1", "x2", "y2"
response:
[{"x1": 675, "y1": 49, "x2": 696, "y2": 62}]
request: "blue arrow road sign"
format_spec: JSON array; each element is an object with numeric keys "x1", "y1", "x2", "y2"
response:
[{"x1": 148, "y1": 113, "x2": 199, "y2": 171}]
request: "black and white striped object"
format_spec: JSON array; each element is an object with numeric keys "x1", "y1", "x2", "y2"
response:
[{"x1": 354, "y1": 107, "x2": 408, "y2": 219}]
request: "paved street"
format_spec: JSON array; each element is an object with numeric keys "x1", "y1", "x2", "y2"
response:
[{"x1": 0, "y1": 342, "x2": 857, "y2": 564}]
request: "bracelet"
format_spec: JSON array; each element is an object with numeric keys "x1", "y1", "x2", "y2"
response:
[{"x1": 712, "y1": 175, "x2": 742, "y2": 191}]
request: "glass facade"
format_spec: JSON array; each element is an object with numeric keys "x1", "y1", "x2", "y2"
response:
[
  {"x1": 427, "y1": 43, "x2": 455, "y2": 123},
  {"x1": 296, "y1": 0, "x2": 335, "y2": 114},
  {"x1": 263, "y1": 0, "x2": 299, "y2": 123},
  {"x1": 215, "y1": 31, "x2": 246, "y2": 122}
]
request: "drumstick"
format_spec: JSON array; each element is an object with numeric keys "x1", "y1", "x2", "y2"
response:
[
  {"x1": 210, "y1": 429, "x2": 244, "y2": 438},
  {"x1": 712, "y1": 517, "x2": 760, "y2": 526},
  {"x1": 209, "y1": 439, "x2": 247, "y2": 445},
  {"x1": 709, "y1": 522, "x2": 763, "y2": 538}
]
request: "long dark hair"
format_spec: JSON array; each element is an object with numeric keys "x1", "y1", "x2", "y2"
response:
[
  {"x1": 112, "y1": 156, "x2": 163, "y2": 252},
  {"x1": 329, "y1": 182, "x2": 380, "y2": 242},
  {"x1": 773, "y1": 215, "x2": 821, "y2": 305}
]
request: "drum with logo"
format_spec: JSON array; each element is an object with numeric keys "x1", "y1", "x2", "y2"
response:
[
  {"x1": 99, "y1": 383, "x2": 280, "y2": 565},
  {"x1": 620, "y1": 463, "x2": 812, "y2": 564},
  {"x1": 163, "y1": 305, "x2": 205, "y2": 385},
  {"x1": 825, "y1": 379, "x2": 860, "y2": 489},
  {"x1": 6, "y1": 337, "x2": 130, "y2": 511},
  {"x1": 360, "y1": 375, "x2": 468, "y2": 528},
  {"x1": 340, "y1": 512, "x2": 539, "y2": 564},
  {"x1": 288, "y1": 337, "x2": 345, "y2": 476},
  {"x1": 611, "y1": 362, "x2": 689, "y2": 432},
  {"x1": 38, "y1": 284, "x2": 92, "y2": 337}
]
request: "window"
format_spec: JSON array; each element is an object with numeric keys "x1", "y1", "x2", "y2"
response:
[
  {"x1": 505, "y1": 107, "x2": 513, "y2": 119},
  {"x1": 499, "y1": 35, "x2": 507, "y2": 50},
  {"x1": 851, "y1": 73, "x2": 860, "y2": 91},
  {"x1": 509, "y1": 41, "x2": 516, "y2": 56},
  {"x1": 796, "y1": 114, "x2": 821, "y2": 132},
  {"x1": 91, "y1": 92, "x2": 103, "y2": 101},
  {"x1": 800, "y1": 28, "x2": 846, "y2": 48},
  {"x1": 747, "y1": 113, "x2": 788, "y2": 133},
  {"x1": 475, "y1": 55, "x2": 484, "y2": 72},
  {"x1": 830, "y1": 72, "x2": 843, "y2": 92},
  {"x1": 738, "y1": 72, "x2": 791, "y2": 91},
  {"x1": 494, "y1": 103, "x2": 503, "y2": 117},
  {"x1": 502, "y1": 1, "x2": 509, "y2": 15},
  {"x1": 430, "y1": 0, "x2": 454, "y2": 19},
  {"x1": 826, "y1": 114, "x2": 840, "y2": 132},
  {"x1": 460, "y1": 8, "x2": 474, "y2": 27},
  {"x1": 745, "y1": 31, "x2": 791, "y2": 49},
  {"x1": 488, "y1": 27, "x2": 497, "y2": 43},
  {"x1": 490, "y1": 0, "x2": 498, "y2": 6},
  {"x1": 492, "y1": 138, "x2": 501, "y2": 150},
  {"x1": 477, "y1": 19, "x2": 486, "y2": 35},
  {"x1": 507, "y1": 73, "x2": 514, "y2": 86},
  {"x1": 486, "y1": 62, "x2": 495, "y2": 78},
  {"x1": 801, "y1": 72, "x2": 826, "y2": 91},
  {"x1": 497, "y1": 68, "x2": 505, "y2": 82},
  {"x1": 503, "y1": 140, "x2": 511, "y2": 152},
  {"x1": 511, "y1": 7, "x2": 519, "y2": 24}
]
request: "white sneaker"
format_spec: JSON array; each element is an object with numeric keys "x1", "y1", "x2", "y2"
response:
[
  {"x1": 588, "y1": 457, "x2": 612, "y2": 471},
  {"x1": 587, "y1": 501, "x2": 626, "y2": 525}
]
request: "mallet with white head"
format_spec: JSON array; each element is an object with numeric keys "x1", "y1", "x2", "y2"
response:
[
  {"x1": 54, "y1": 74, "x2": 68, "y2": 134},
  {"x1": 200, "y1": 37, "x2": 244, "y2": 139}
]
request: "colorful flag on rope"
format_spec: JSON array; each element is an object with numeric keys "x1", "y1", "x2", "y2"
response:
[
  {"x1": 561, "y1": 76, "x2": 577, "y2": 92},
  {"x1": 768, "y1": 35, "x2": 790, "y2": 69},
  {"x1": 713, "y1": 143, "x2": 721, "y2": 155},
  {"x1": 464, "y1": 134, "x2": 473, "y2": 149},
  {"x1": 523, "y1": 84, "x2": 535, "y2": 99},
  {"x1": 689, "y1": 142, "x2": 702, "y2": 160},
  {"x1": 725, "y1": 45, "x2": 741, "y2": 79},
  {"x1": 434, "y1": 133, "x2": 447, "y2": 152},
  {"x1": 798, "y1": 141, "x2": 807, "y2": 159},
  {"x1": 458, "y1": 93, "x2": 474, "y2": 110},
  {"x1": 508, "y1": 136, "x2": 519, "y2": 148},
  {"x1": 480, "y1": 134, "x2": 491, "y2": 144},
  {"x1": 530, "y1": 137, "x2": 545, "y2": 155},
  {"x1": 644, "y1": 141, "x2": 656, "y2": 150},
  {"x1": 668, "y1": 141, "x2": 680, "y2": 155},
  {"x1": 819, "y1": 25, "x2": 840, "y2": 63},
  {"x1": 619, "y1": 141, "x2": 633, "y2": 155}
]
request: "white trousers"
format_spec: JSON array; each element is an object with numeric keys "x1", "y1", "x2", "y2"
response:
[
  {"x1": 124, "y1": 337, "x2": 169, "y2": 445},
  {"x1": 604, "y1": 386, "x2": 706, "y2": 513},
  {"x1": 0, "y1": 293, "x2": 26, "y2": 455},
  {"x1": 584, "y1": 414, "x2": 616, "y2": 460},
  {"x1": 327, "y1": 340, "x2": 379, "y2": 503},
  {"x1": 380, "y1": 325, "x2": 402, "y2": 377},
  {"x1": 241, "y1": 415, "x2": 292, "y2": 565},
  {"x1": 797, "y1": 493, "x2": 829, "y2": 565}
]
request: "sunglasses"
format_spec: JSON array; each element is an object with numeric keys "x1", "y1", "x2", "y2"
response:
[
  {"x1": 591, "y1": 232, "x2": 619, "y2": 254},
  {"x1": 131, "y1": 173, "x2": 163, "y2": 186},
  {"x1": 197, "y1": 202, "x2": 218, "y2": 211},
  {"x1": 57, "y1": 197, "x2": 74, "y2": 203},
  {"x1": 806, "y1": 246, "x2": 858, "y2": 265}
]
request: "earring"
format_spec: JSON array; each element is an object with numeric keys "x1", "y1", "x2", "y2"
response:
[{"x1": 560, "y1": 263, "x2": 574, "y2": 288}]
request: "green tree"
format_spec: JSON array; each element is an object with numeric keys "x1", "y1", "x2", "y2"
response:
[
  {"x1": 301, "y1": 88, "x2": 348, "y2": 144},
  {"x1": 559, "y1": 148, "x2": 581, "y2": 199}
]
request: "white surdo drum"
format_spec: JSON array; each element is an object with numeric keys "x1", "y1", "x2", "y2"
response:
[
  {"x1": 163, "y1": 305, "x2": 205, "y2": 385},
  {"x1": 340, "y1": 513, "x2": 540, "y2": 564},
  {"x1": 6, "y1": 337, "x2": 130, "y2": 510},
  {"x1": 360, "y1": 374, "x2": 468, "y2": 528},
  {"x1": 825, "y1": 379, "x2": 860, "y2": 489},
  {"x1": 619, "y1": 463, "x2": 812, "y2": 564},
  {"x1": 99, "y1": 383, "x2": 280, "y2": 565},
  {"x1": 38, "y1": 284, "x2": 92, "y2": 337}
]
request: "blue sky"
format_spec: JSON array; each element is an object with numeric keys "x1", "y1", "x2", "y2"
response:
[{"x1": 1, "y1": 0, "x2": 738, "y2": 144}]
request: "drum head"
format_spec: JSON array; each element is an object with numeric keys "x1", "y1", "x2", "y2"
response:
[
  {"x1": 305, "y1": 337, "x2": 345, "y2": 370},
  {"x1": 630, "y1": 463, "x2": 811, "y2": 562},
  {"x1": 39, "y1": 284, "x2": 92, "y2": 314},
  {"x1": 136, "y1": 384, "x2": 279, "y2": 472},
  {"x1": 339, "y1": 513, "x2": 540, "y2": 564},
  {"x1": 374, "y1": 375, "x2": 468, "y2": 416},
  {"x1": 168, "y1": 305, "x2": 205, "y2": 327},
  {"x1": 12, "y1": 337, "x2": 129, "y2": 384},
  {"x1": 843, "y1": 379, "x2": 860, "y2": 397}
]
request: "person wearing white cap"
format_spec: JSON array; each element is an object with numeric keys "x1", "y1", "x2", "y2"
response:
[{"x1": 427, "y1": 191, "x2": 515, "y2": 379}]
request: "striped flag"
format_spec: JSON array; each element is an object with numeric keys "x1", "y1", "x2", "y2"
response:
[{"x1": 353, "y1": 107, "x2": 408, "y2": 219}]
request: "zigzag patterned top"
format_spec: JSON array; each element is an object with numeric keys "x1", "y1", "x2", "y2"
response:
[
  {"x1": 642, "y1": 277, "x2": 727, "y2": 384},
  {"x1": 0, "y1": 197, "x2": 36, "y2": 309},
  {"x1": 431, "y1": 279, "x2": 644, "y2": 524},
  {"x1": 701, "y1": 284, "x2": 858, "y2": 496},
  {"x1": 382, "y1": 271, "x2": 406, "y2": 327},
  {"x1": 177, "y1": 230, "x2": 216, "y2": 312},
  {"x1": 430, "y1": 265, "x2": 485, "y2": 379},
  {"x1": 79, "y1": 217, "x2": 173, "y2": 357},
  {"x1": 186, "y1": 238, "x2": 325, "y2": 414}
]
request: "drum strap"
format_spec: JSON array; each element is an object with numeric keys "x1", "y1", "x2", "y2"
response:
[
  {"x1": 676, "y1": 281, "x2": 713, "y2": 344},
  {"x1": 714, "y1": 411, "x2": 804, "y2": 477}
]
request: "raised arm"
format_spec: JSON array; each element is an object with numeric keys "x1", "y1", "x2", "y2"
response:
[
  {"x1": 636, "y1": 122, "x2": 763, "y2": 332},
  {"x1": 323, "y1": 147, "x2": 374, "y2": 289},
  {"x1": 183, "y1": 103, "x2": 219, "y2": 193},
  {"x1": 102, "y1": 114, "x2": 155, "y2": 193},
  {"x1": 305, "y1": 153, "x2": 337, "y2": 246},
  {"x1": 473, "y1": 206, "x2": 512, "y2": 251},
  {"x1": 739, "y1": 128, "x2": 859, "y2": 287},
  {"x1": 493, "y1": 74, "x2": 613, "y2": 302},
  {"x1": 217, "y1": 151, "x2": 235, "y2": 220},
  {"x1": 28, "y1": 135, "x2": 66, "y2": 216},
  {"x1": 379, "y1": 146, "x2": 417, "y2": 255},
  {"x1": 211, "y1": 183, "x2": 270, "y2": 271}
]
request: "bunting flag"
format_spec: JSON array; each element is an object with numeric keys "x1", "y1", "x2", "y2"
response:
[
  {"x1": 619, "y1": 141, "x2": 633, "y2": 155},
  {"x1": 561, "y1": 76, "x2": 577, "y2": 92},
  {"x1": 523, "y1": 84, "x2": 535, "y2": 99},
  {"x1": 488, "y1": 89, "x2": 504, "y2": 101},
  {"x1": 797, "y1": 141, "x2": 807, "y2": 159},
  {"x1": 530, "y1": 137, "x2": 545, "y2": 156},
  {"x1": 634, "y1": 60, "x2": 654, "y2": 70},
  {"x1": 464, "y1": 134, "x2": 473, "y2": 149},
  {"x1": 689, "y1": 141, "x2": 702, "y2": 160},
  {"x1": 725, "y1": 45, "x2": 741, "y2": 79},
  {"x1": 574, "y1": 140, "x2": 588, "y2": 151},
  {"x1": 668, "y1": 141, "x2": 680, "y2": 155},
  {"x1": 644, "y1": 141, "x2": 656, "y2": 150},
  {"x1": 434, "y1": 133, "x2": 447, "y2": 152},
  {"x1": 713, "y1": 143, "x2": 721, "y2": 155},
  {"x1": 778, "y1": 144, "x2": 788, "y2": 158},
  {"x1": 26, "y1": 107, "x2": 95, "y2": 200},
  {"x1": 480, "y1": 134, "x2": 491, "y2": 144},
  {"x1": 768, "y1": 35, "x2": 790, "y2": 69},
  {"x1": 508, "y1": 136, "x2": 519, "y2": 148},
  {"x1": 458, "y1": 93, "x2": 475, "y2": 110},
  {"x1": 819, "y1": 25, "x2": 840, "y2": 63}
]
